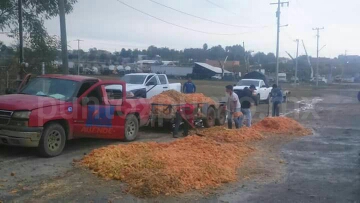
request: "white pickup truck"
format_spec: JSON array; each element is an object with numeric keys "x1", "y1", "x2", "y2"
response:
[
  {"x1": 233, "y1": 79, "x2": 272, "y2": 103},
  {"x1": 106, "y1": 73, "x2": 181, "y2": 98}
]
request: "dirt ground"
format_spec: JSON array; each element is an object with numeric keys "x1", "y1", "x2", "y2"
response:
[{"x1": 1, "y1": 83, "x2": 360, "y2": 202}]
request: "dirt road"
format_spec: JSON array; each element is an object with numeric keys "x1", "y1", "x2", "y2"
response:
[{"x1": 1, "y1": 86, "x2": 359, "y2": 202}]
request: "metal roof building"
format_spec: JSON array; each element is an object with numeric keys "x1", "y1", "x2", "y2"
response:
[{"x1": 192, "y1": 62, "x2": 233, "y2": 79}]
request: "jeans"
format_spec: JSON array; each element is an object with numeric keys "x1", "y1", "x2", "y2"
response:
[
  {"x1": 239, "y1": 108, "x2": 252, "y2": 127},
  {"x1": 272, "y1": 101, "x2": 281, "y2": 117},
  {"x1": 227, "y1": 109, "x2": 241, "y2": 129}
]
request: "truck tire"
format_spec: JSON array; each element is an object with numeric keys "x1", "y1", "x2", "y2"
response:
[
  {"x1": 38, "y1": 123, "x2": 66, "y2": 157},
  {"x1": 203, "y1": 106, "x2": 216, "y2": 128},
  {"x1": 215, "y1": 107, "x2": 226, "y2": 126},
  {"x1": 124, "y1": 114, "x2": 139, "y2": 141}
]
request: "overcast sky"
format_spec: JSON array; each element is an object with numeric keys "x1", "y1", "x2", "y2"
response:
[{"x1": 1, "y1": 0, "x2": 359, "y2": 58}]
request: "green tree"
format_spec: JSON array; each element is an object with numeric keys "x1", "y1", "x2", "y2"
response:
[
  {"x1": 0, "y1": 0, "x2": 77, "y2": 58},
  {"x1": 203, "y1": 43, "x2": 208, "y2": 51}
]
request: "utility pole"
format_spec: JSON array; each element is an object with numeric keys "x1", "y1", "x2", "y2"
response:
[
  {"x1": 18, "y1": 0, "x2": 24, "y2": 80},
  {"x1": 75, "y1": 39, "x2": 83, "y2": 75},
  {"x1": 271, "y1": 0, "x2": 289, "y2": 85},
  {"x1": 342, "y1": 50, "x2": 347, "y2": 82},
  {"x1": 313, "y1": 27, "x2": 324, "y2": 86},
  {"x1": 243, "y1": 41, "x2": 247, "y2": 73},
  {"x1": 295, "y1": 39, "x2": 299, "y2": 85},
  {"x1": 58, "y1": 0, "x2": 69, "y2": 74}
]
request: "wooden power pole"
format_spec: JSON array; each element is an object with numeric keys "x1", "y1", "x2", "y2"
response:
[{"x1": 58, "y1": 0, "x2": 69, "y2": 74}]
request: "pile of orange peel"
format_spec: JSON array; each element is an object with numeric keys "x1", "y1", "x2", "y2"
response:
[{"x1": 80, "y1": 117, "x2": 312, "y2": 197}]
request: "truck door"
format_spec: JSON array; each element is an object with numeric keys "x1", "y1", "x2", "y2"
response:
[
  {"x1": 158, "y1": 74, "x2": 169, "y2": 93},
  {"x1": 259, "y1": 81, "x2": 268, "y2": 100},
  {"x1": 73, "y1": 81, "x2": 126, "y2": 139},
  {"x1": 145, "y1": 75, "x2": 161, "y2": 98}
]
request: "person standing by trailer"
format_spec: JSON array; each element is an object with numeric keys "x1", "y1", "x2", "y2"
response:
[
  {"x1": 270, "y1": 84, "x2": 283, "y2": 117},
  {"x1": 225, "y1": 85, "x2": 242, "y2": 129},
  {"x1": 239, "y1": 85, "x2": 258, "y2": 127},
  {"x1": 183, "y1": 77, "x2": 196, "y2": 94},
  {"x1": 173, "y1": 103, "x2": 195, "y2": 138}
]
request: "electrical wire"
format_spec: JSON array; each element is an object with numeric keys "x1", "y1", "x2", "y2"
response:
[
  {"x1": 148, "y1": 0, "x2": 265, "y2": 29},
  {"x1": 115, "y1": 0, "x2": 255, "y2": 36},
  {"x1": 205, "y1": 0, "x2": 238, "y2": 15}
]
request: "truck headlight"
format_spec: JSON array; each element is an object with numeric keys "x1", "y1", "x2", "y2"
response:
[{"x1": 12, "y1": 111, "x2": 31, "y2": 119}]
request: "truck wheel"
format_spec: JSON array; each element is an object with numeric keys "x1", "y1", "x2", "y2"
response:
[
  {"x1": 203, "y1": 107, "x2": 216, "y2": 128},
  {"x1": 124, "y1": 114, "x2": 139, "y2": 141},
  {"x1": 38, "y1": 123, "x2": 66, "y2": 157},
  {"x1": 215, "y1": 107, "x2": 226, "y2": 126}
]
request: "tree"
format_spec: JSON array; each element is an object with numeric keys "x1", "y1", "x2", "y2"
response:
[
  {"x1": 225, "y1": 45, "x2": 245, "y2": 62},
  {"x1": 0, "y1": 0, "x2": 78, "y2": 59},
  {"x1": 203, "y1": 43, "x2": 208, "y2": 51},
  {"x1": 208, "y1": 45, "x2": 226, "y2": 60}
]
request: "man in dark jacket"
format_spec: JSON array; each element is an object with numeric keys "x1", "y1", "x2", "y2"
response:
[
  {"x1": 238, "y1": 85, "x2": 258, "y2": 127},
  {"x1": 270, "y1": 84, "x2": 283, "y2": 117},
  {"x1": 183, "y1": 77, "x2": 196, "y2": 94}
]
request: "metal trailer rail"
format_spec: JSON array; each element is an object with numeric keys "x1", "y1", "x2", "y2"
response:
[{"x1": 150, "y1": 102, "x2": 226, "y2": 128}]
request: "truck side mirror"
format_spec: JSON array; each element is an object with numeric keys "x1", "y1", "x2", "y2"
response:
[
  {"x1": 80, "y1": 97, "x2": 89, "y2": 106},
  {"x1": 261, "y1": 85, "x2": 267, "y2": 88},
  {"x1": 147, "y1": 81, "x2": 155, "y2": 86}
]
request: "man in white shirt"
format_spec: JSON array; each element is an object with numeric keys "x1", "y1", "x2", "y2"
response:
[{"x1": 225, "y1": 85, "x2": 242, "y2": 129}]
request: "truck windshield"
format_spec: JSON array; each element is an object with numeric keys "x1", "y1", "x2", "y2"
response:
[
  {"x1": 120, "y1": 75, "x2": 147, "y2": 84},
  {"x1": 20, "y1": 78, "x2": 78, "y2": 101},
  {"x1": 237, "y1": 80, "x2": 260, "y2": 86}
]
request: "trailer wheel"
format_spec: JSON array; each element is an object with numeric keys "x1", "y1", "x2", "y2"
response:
[
  {"x1": 203, "y1": 106, "x2": 216, "y2": 128},
  {"x1": 124, "y1": 114, "x2": 139, "y2": 142},
  {"x1": 38, "y1": 123, "x2": 66, "y2": 157},
  {"x1": 215, "y1": 107, "x2": 226, "y2": 126}
]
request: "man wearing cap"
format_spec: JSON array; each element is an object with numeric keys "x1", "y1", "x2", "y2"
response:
[
  {"x1": 239, "y1": 84, "x2": 257, "y2": 127},
  {"x1": 225, "y1": 85, "x2": 242, "y2": 129}
]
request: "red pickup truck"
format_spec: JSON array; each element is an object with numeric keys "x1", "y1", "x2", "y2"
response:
[{"x1": 0, "y1": 74, "x2": 150, "y2": 157}]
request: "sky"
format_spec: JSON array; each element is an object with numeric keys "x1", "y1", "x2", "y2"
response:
[{"x1": 1, "y1": 0, "x2": 360, "y2": 58}]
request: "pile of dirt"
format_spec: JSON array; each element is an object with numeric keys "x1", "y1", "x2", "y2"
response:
[
  {"x1": 81, "y1": 136, "x2": 253, "y2": 197},
  {"x1": 252, "y1": 117, "x2": 312, "y2": 136}
]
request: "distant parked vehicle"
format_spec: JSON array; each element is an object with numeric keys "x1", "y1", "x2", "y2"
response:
[
  {"x1": 278, "y1": 73, "x2": 287, "y2": 82},
  {"x1": 211, "y1": 74, "x2": 222, "y2": 80},
  {"x1": 233, "y1": 79, "x2": 272, "y2": 104},
  {"x1": 310, "y1": 76, "x2": 328, "y2": 84},
  {"x1": 106, "y1": 73, "x2": 181, "y2": 98}
]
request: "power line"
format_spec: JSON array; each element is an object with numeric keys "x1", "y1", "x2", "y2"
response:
[
  {"x1": 205, "y1": 0, "x2": 238, "y2": 15},
  {"x1": 115, "y1": 0, "x2": 253, "y2": 36},
  {"x1": 149, "y1": 0, "x2": 263, "y2": 29}
]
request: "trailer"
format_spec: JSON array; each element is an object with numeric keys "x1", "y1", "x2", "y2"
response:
[{"x1": 150, "y1": 102, "x2": 226, "y2": 129}]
